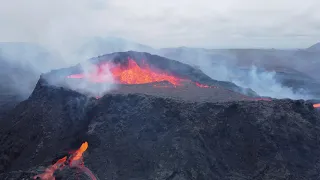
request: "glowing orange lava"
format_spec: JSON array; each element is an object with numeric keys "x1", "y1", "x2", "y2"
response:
[
  {"x1": 68, "y1": 58, "x2": 183, "y2": 86},
  {"x1": 70, "y1": 141, "x2": 88, "y2": 161},
  {"x1": 34, "y1": 141, "x2": 97, "y2": 180},
  {"x1": 195, "y1": 82, "x2": 210, "y2": 88},
  {"x1": 33, "y1": 156, "x2": 67, "y2": 180},
  {"x1": 314, "y1": 104, "x2": 320, "y2": 108},
  {"x1": 67, "y1": 58, "x2": 215, "y2": 89},
  {"x1": 113, "y1": 58, "x2": 182, "y2": 85}
]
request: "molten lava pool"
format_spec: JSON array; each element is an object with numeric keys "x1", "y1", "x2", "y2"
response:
[
  {"x1": 67, "y1": 58, "x2": 209, "y2": 88},
  {"x1": 66, "y1": 58, "x2": 273, "y2": 102}
]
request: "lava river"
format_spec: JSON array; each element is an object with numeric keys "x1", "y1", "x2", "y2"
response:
[{"x1": 33, "y1": 142, "x2": 97, "y2": 180}]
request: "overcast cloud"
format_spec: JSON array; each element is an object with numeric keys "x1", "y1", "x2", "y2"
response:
[{"x1": 0, "y1": 0, "x2": 320, "y2": 49}]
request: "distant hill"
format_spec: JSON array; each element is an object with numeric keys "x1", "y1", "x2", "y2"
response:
[{"x1": 307, "y1": 42, "x2": 320, "y2": 51}]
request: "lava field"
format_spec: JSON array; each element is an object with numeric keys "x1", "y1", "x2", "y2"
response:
[{"x1": 0, "y1": 51, "x2": 320, "y2": 180}]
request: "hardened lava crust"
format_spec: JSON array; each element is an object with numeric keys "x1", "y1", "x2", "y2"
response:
[{"x1": 0, "y1": 77, "x2": 320, "y2": 180}]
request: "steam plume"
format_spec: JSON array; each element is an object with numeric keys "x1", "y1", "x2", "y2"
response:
[
  {"x1": 160, "y1": 49, "x2": 312, "y2": 100},
  {"x1": 0, "y1": 0, "x2": 117, "y2": 98}
]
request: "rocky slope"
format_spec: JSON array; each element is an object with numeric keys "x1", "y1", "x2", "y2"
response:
[{"x1": 0, "y1": 76, "x2": 320, "y2": 180}]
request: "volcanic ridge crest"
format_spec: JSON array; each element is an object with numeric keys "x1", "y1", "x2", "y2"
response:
[{"x1": 44, "y1": 51, "x2": 261, "y2": 101}]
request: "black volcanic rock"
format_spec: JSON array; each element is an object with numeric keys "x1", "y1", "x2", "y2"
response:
[
  {"x1": 106, "y1": 82, "x2": 255, "y2": 102},
  {"x1": 0, "y1": 78, "x2": 95, "y2": 173},
  {"x1": 0, "y1": 77, "x2": 320, "y2": 179}
]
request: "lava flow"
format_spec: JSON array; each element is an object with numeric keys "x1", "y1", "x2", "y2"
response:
[
  {"x1": 195, "y1": 82, "x2": 210, "y2": 88},
  {"x1": 33, "y1": 142, "x2": 97, "y2": 180},
  {"x1": 33, "y1": 156, "x2": 67, "y2": 180},
  {"x1": 314, "y1": 104, "x2": 320, "y2": 108},
  {"x1": 67, "y1": 58, "x2": 211, "y2": 88}
]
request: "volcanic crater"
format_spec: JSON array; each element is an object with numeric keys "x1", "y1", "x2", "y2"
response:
[
  {"x1": 0, "y1": 51, "x2": 320, "y2": 180},
  {"x1": 47, "y1": 51, "x2": 261, "y2": 101}
]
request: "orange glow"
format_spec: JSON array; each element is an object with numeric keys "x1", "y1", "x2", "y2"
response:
[
  {"x1": 71, "y1": 141, "x2": 88, "y2": 161},
  {"x1": 68, "y1": 58, "x2": 183, "y2": 86},
  {"x1": 33, "y1": 156, "x2": 67, "y2": 180},
  {"x1": 67, "y1": 58, "x2": 213, "y2": 89},
  {"x1": 54, "y1": 156, "x2": 67, "y2": 167},
  {"x1": 314, "y1": 104, "x2": 320, "y2": 108},
  {"x1": 112, "y1": 58, "x2": 182, "y2": 85},
  {"x1": 34, "y1": 141, "x2": 97, "y2": 180},
  {"x1": 195, "y1": 82, "x2": 210, "y2": 88}
]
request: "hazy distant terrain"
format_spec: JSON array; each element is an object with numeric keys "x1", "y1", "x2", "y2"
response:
[
  {"x1": 158, "y1": 47, "x2": 320, "y2": 78},
  {"x1": 157, "y1": 46, "x2": 320, "y2": 99},
  {"x1": 78, "y1": 37, "x2": 320, "y2": 99},
  {"x1": 78, "y1": 37, "x2": 320, "y2": 80},
  {"x1": 0, "y1": 57, "x2": 37, "y2": 113},
  {"x1": 0, "y1": 37, "x2": 319, "y2": 103}
]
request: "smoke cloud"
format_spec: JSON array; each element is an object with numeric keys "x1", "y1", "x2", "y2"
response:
[
  {"x1": 67, "y1": 61, "x2": 116, "y2": 98},
  {"x1": 1, "y1": 0, "x2": 320, "y2": 48},
  {"x1": 232, "y1": 66, "x2": 311, "y2": 99},
  {"x1": 0, "y1": 0, "x2": 318, "y2": 100},
  {"x1": 0, "y1": 0, "x2": 117, "y2": 98},
  {"x1": 159, "y1": 49, "x2": 313, "y2": 99}
]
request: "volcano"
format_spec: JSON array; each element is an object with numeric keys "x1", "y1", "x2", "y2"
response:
[
  {"x1": 1, "y1": 51, "x2": 320, "y2": 180},
  {"x1": 46, "y1": 51, "x2": 258, "y2": 97},
  {"x1": 49, "y1": 51, "x2": 267, "y2": 102}
]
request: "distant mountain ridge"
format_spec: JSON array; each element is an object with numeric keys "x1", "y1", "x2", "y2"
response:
[{"x1": 307, "y1": 42, "x2": 320, "y2": 51}]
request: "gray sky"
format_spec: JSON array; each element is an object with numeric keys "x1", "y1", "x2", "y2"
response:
[{"x1": 1, "y1": 0, "x2": 320, "y2": 48}]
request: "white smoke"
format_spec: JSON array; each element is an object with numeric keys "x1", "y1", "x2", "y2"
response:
[
  {"x1": 65, "y1": 61, "x2": 116, "y2": 98},
  {"x1": 232, "y1": 66, "x2": 311, "y2": 99},
  {"x1": 0, "y1": 0, "x2": 119, "y2": 98},
  {"x1": 160, "y1": 49, "x2": 312, "y2": 99}
]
